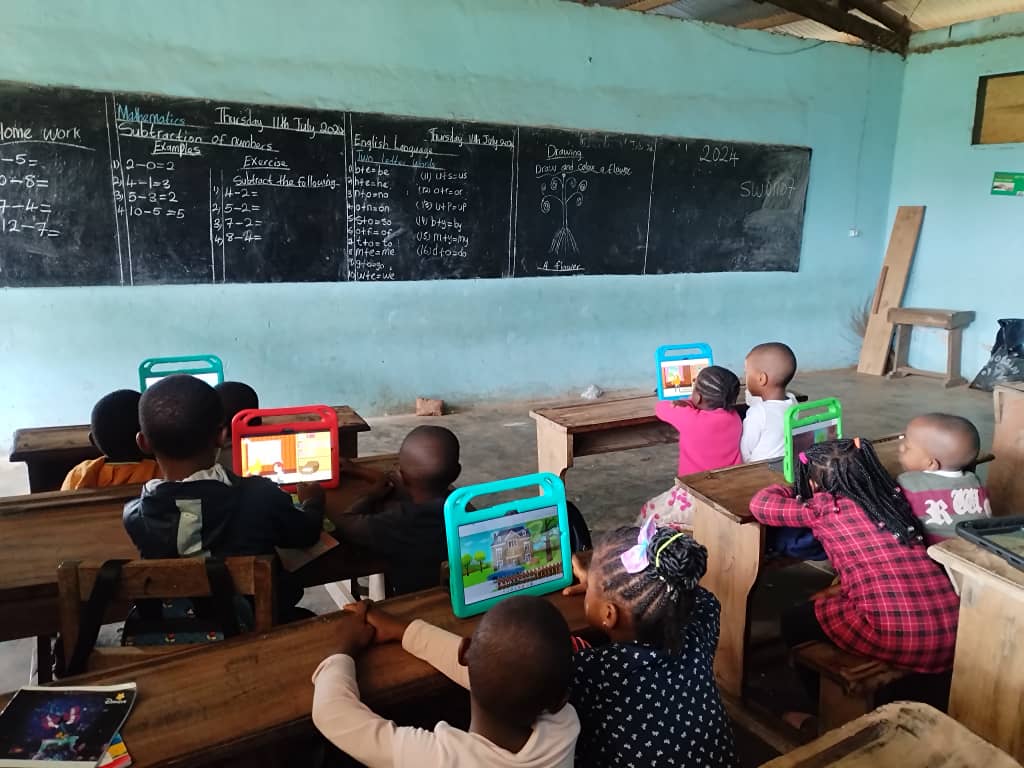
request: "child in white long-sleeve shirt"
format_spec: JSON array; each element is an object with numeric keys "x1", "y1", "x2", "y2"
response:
[
  {"x1": 741, "y1": 342, "x2": 798, "y2": 462},
  {"x1": 311, "y1": 596, "x2": 580, "y2": 767}
]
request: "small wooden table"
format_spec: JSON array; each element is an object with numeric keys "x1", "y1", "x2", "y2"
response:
[
  {"x1": 929, "y1": 538, "x2": 1024, "y2": 761},
  {"x1": 0, "y1": 588, "x2": 589, "y2": 767},
  {"x1": 9, "y1": 405, "x2": 371, "y2": 493},
  {"x1": 761, "y1": 702, "x2": 1022, "y2": 767},
  {"x1": 0, "y1": 455, "x2": 396, "y2": 644},
  {"x1": 887, "y1": 308, "x2": 975, "y2": 387},
  {"x1": 529, "y1": 392, "x2": 806, "y2": 479}
]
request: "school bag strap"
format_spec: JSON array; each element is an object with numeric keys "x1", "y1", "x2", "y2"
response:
[
  {"x1": 67, "y1": 558, "x2": 129, "y2": 676},
  {"x1": 203, "y1": 557, "x2": 243, "y2": 639}
]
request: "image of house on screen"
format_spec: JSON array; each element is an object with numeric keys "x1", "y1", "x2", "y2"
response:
[{"x1": 491, "y1": 527, "x2": 533, "y2": 570}]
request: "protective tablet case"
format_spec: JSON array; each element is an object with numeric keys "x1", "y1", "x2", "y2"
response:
[
  {"x1": 444, "y1": 473, "x2": 573, "y2": 619},
  {"x1": 231, "y1": 405, "x2": 340, "y2": 491},
  {"x1": 139, "y1": 354, "x2": 224, "y2": 391},
  {"x1": 656, "y1": 343, "x2": 714, "y2": 401},
  {"x1": 783, "y1": 397, "x2": 844, "y2": 483},
  {"x1": 956, "y1": 516, "x2": 1024, "y2": 572}
]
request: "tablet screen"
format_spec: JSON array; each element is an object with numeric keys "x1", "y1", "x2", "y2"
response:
[
  {"x1": 455, "y1": 505, "x2": 565, "y2": 606},
  {"x1": 987, "y1": 529, "x2": 1024, "y2": 557},
  {"x1": 239, "y1": 430, "x2": 334, "y2": 485},
  {"x1": 144, "y1": 372, "x2": 221, "y2": 389},
  {"x1": 660, "y1": 357, "x2": 711, "y2": 399},
  {"x1": 791, "y1": 418, "x2": 840, "y2": 455}
]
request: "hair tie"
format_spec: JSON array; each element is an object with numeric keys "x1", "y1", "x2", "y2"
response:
[
  {"x1": 853, "y1": 437, "x2": 862, "y2": 449},
  {"x1": 798, "y1": 451, "x2": 809, "y2": 465},
  {"x1": 621, "y1": 517, "x2": 656, "y2": 574},
  {"x1": 654, "y1": 532, "x2": 687, "y2": 569}
]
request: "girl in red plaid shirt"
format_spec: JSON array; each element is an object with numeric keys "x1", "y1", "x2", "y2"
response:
[{"x1": 750, "y1": 438, "x2": 960, "y2": 684}]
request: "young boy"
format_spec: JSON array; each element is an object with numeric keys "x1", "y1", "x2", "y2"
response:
[
  {"x1": 741, "y1": 342, "x2": 798, "y2": 462},
  {"x1": 898, "y1": 413, "x2": 991, "y2": 544},
  {"x1": 214, "y1": 381, "x2": 259, "y2": 472},
  {"x1": 61, "y1": 390, "x2": 161, "y2": 490},
  {"x1": 312, "y1": 596, "x2": 579, "y2": 767},
  {"x1": 332, "y1": 426, "x2": 461, "y2": 596},
  {"x1": 122, "y1": 375, "x2": 323, "y2": 613}
]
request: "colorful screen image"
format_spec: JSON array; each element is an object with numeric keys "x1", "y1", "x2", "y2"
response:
[
  {"x1": 660, "y1": 358, "x2": 711, "y2": 399},
  {"x1": 239, "y1": 430, "x2": 333, "y2": 485},
  {"x1": 986, "y1": 529, "x2": 1024, "y2": 558},
  {"x1": 456, "y1": 506, "x2": 566, "y2": 606},
  {"x1": 791, "y1": 418, "x2": 840, "y2": 456},
  {"x1": 144, "y1": 372, "x2": 220, "y2": 389}
]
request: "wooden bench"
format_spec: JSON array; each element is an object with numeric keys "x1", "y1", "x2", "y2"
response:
[
  {"x1": 9, "y1": 404, "x2": 371, "y2": 493},
  {"x1": 887, "y1": 308, "x2": 975, "y2": 387},
  {"x1": 792, "y1": 641, "x2": 911, "y2": 733},
  {"x1": 760, "y1": 702, "x2": 1022, "y2": 767}
]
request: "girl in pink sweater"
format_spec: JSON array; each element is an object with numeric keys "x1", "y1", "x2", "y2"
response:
[{"x1": 638, "y1": 365, "x2": 743, "y2": 529}]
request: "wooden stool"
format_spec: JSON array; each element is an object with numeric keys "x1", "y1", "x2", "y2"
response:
[
  {"x1": 793, "y1": 641, "x2": 911, "y2": 733},
  {"x1": 887, "y1": 308, "x2": 975, "y2": 387}
]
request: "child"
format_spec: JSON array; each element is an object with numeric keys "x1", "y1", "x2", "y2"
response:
[
  {"x1": 214, "y1": 381, "x2": 259, "y2": 472},
  {"x1": 741, "y1": 342, "x2": 798, "y2": 462},
  {"x1": 332, "y1": 425, "x2": 461, "y2": 596},
  {"x1": 311, "y1": 596, "x2": 580, "y2": 766},
  {"x1": 122, "y1": 375, "x2": 323, "y2": 616},
  {"x1": 61, "y1": 390, "x2": 161, "y2": 490},
  {"x1": 563, "y1": 521, "x2": 738, "y2": 767},
  {"x1": 898, "y1": 413, "x2": 991, "y2": 544},
  {"x1": 637, "y1": 366, "x2": 743, "y2": 529},
  {"x1": 750, "y1": 438, "x2": 960, "y2": 678}
]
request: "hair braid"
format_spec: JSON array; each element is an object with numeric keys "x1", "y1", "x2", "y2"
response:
[{"x1": 694, "y1": 365, "x2": 741, "y2": 411}]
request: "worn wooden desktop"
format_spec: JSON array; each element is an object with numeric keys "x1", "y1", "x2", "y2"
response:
[
  {"x1": 0, "y1": 588, "x2": 589, "y2": 768},
  {"x1": 929, "y1": 538, "x2": 1024, "y2": 761},
  {"x1": 529, "y1": 392, "x2": 806, "y2": 480},
  {"x1": 761, "y1": 702, "x2": 1022, "y2": 768},
  {"x1": 8, "y1": 405, "x2": 371, "y2": 493},
  {"x1": 0, "y1": 454, "x2": 397, "y2": 644}
]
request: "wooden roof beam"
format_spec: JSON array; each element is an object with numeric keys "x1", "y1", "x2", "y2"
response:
[
  {"x1": 841, "y1": 0, "x2": 919, "y2": 33},
  {"x1": 737, "y1": 11, "x2": 804, "y2": 29},
  {"x1": 621, "y1": 0, "x2": 677, "y2": 10},
  {"x1": 753, "y1": 0, "x2": 907, "y2": 53}
]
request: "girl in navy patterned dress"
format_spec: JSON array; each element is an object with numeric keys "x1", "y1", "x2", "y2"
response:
[{"x1": 564, "y1": 520, "x2": 738, "y2": 767}]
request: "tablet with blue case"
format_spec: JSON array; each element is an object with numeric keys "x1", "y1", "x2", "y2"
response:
[
  {"x1": 656, "y1": 343, "x2": 713, "y2": 401},
  {"x1": 444, "y1": 473, "x2": 573, "y2": 619},
  {"x1": 783, "y1": 397, "x2": 843, "y2": 483},
  {"x1": 139, "y1": 355, "x2": 224, "y2": 391}
]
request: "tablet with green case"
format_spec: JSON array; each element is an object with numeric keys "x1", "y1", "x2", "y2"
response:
[
  {"x1": 783, "y1": 397, "x2": 843, "y2": 483},
  {"x1": 139, "y1": 354, "x2": 224, "y2": 391},
  {"x1": 444, "y1": 473, "x2": 572, "y2": 619}
]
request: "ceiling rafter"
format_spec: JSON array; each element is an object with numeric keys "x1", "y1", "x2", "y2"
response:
[{"x1": 752, "y1": 0, "x2": 907, "y2": 52}]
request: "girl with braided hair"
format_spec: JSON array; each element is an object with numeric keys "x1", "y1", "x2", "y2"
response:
[
  {"x1": 565, "y1": 521, "x2": 738, "y2": 767},
  {"x1": 751, "y1": 437, "x2": 960, "y2": 681}
]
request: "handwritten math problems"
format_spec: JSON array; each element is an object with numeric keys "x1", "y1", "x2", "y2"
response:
[{"x1": 0, "y1": 83, "x2": 810, "y2": 287}]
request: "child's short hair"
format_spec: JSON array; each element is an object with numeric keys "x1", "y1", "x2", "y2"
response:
[
  {"x1": 593, "y1": 527, "x2": 708, "y2": 653},
  {"x1": 215, "y1": 381, "x2": 260, "y2": 428},
  {"x1": 399, "y1": 426, "x2": 460, "y2": 491},
  {"x1": 139, "y1": 375, "x2": 224, "y2": 460},
  {"x1": 748, "y1": 342, "x2": 797, "y2": 386},
  {"x1": 90, "y1": 389, "x2": 144, "y2": 462},
  {"x1": 912, "y1": 413, "x2": 981, "y2": 469},
  {"x1": 465, "y1": 595, "x2": 571, "y2": 726},
  {"x1": 694, "y1": 366, "x2": 741, "y2": 410}
]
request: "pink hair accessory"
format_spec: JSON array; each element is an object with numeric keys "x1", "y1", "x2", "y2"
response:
[
  {"x1": 798, "y1": 451, "x2": 809, "y2": 465},
  {"x1": 854, "y1": 436, "x2": 862, "y2": 449},
  {"x1": 621, "y1": 516, "x2": 657, "y2": 574}
]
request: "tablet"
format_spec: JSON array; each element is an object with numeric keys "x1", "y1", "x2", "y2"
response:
[
  {"x1": 139, "y1": 355, "x2": 224, "y2": 391},
  {"x1": 656, "y1": 344, "x2": 713, "y2": 401},
  {"x1": 957, "y1": 516, "x2": 1024, "y2": 572},
  {"x1": 783, "y1": 397, "x2": 843, "y2": 483},
  {"x1": 444, "y1": 473, "x2": 572, "y2": 618},
  {"x1": 231, "y1": 406, "x2": 340, "y2": 491}
]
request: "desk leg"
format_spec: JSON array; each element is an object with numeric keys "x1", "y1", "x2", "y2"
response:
[
  {"x1": 338, "y1": 431, "x2": 358, "y2": 459},
  {"x1": 693, "y1": 506, "x2": 763, "y2": 699},
  {"x1": 534, "y1": 419, "x2": 572, "y2": 480},
  {"x1": 948, "y1": 577, "x2": 1024, "y2": 761}
]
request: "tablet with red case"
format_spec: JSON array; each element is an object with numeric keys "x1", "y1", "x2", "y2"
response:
[{"x1": 231, "y1": 406, "x2": 340, "y2": 491}]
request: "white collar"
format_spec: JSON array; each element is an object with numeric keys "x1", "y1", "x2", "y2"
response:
[
  {"x1": 144, "y1": 463, "x2": 232, "y2": 492},
  {"x1": 924, "y1": 469, "x2": 965, "y2": 478}
]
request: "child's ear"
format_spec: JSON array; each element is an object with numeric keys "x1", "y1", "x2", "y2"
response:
[
  {"x1": 219, "y1": 424, "x2": 231, "y2": 448},
  {"x1": 450, "y1": 463, "x2": 462, "y2": 484},
  {"x1": 757, "y1": 370, "x2": 769, "y2": 387},
  {"x1": 88, "y1": 432, "x2": 97, "y2": 450},
  {"x1": 690, "y1": 391, "x2": 704, "y2": 408},
  {"x1": 602, "y1": 601, "x2": 620, "y2": 631},
  {"x1": 546, "y1": 691, "x2": 571, "y2": 715},
  {"x1": 457, "y1": 636, "x2": 471, "y2": 668},
  {"x1": 136, "y1": 432, "x2": 152, "y2": 457},
  {"x1": 927, "y1": 455, "x2": 942, "y2": 471}
]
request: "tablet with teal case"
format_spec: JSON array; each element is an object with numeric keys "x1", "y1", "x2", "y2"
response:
[
  {"x1": 139, "y1": 355, "x2": 224, "y2": 391},
  {"x1": 783, "y1": 397, "x2": 844, "y2": 483},
  {"x1": 444, "y1": 473, "x2": 573, "y2": 619},
  {"x1": 656, "y1": 343, "x2": 713, "y2": 401}
]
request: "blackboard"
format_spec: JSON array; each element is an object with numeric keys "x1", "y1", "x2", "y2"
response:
[{"x1": 0, "y1": 81, "x2": 811, "y2": 287}]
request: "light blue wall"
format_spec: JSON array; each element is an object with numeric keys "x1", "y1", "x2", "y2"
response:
[
  {"x1": 0, "y1": 0, "x2": 904, "y2": 443},
  {"x1": 890, "y1": 13, "x2": 1024, "y2": 377}
]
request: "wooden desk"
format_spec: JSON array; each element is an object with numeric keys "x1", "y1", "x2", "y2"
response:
[
  {"x1": 929, "y1": 538, "x2": 1024, "y2": 761},
  {"x1": 761, "y1": 702, "x2": 1021, "y2": 767},
  {"x1": 9, "y1": 405, "x2": 371, "y2": 493},
  {"x1": 529, "y1": 392, "x2": 806, "y2": 479},
  {"x1": 989, "y1": 382, "x2": 1024, "y2": 515},
  {"x1": 0, "y1": 588, "x2": 589, "y2": 768},
  {"x1": 680, "y1": 436, "x2": 907, "y2": 699},
  {"x1": 0, "y1": 455, "x2": 396, "y2": 644}
]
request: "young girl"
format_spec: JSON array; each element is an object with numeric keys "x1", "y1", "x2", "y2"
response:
[
  {"x1": 638, "y1": 365, "x2": 743, "y2": 529},
  {"x1": 750, "y1": 438, "x2": 960, "y2": 676},
  {"x1": 565, "y1": 520, "x2": 738, "y2": 768}
]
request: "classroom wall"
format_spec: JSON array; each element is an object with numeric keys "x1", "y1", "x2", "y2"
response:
[
  {"x1": 890, "y1": 13, "x2": 1024, "y2": 378},
  {"x1": 0, "y1": 0, "x2": 904, "y2": 443}
]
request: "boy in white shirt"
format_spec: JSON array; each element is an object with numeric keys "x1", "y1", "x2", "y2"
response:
[
  {"x1": 741, "y1": 342, "x2": 798, "y2": 462},
  {"x1": 312, "y1": 596, "x2": 580, "y2": 767}
]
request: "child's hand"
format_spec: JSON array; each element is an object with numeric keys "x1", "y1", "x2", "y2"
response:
[
  {"x1": 671, "y1": 399, "x2": 696, "y2": 409},
  {"x1": 810, "y1": 582, "x2": 842, "y2": 602},
  {"x1": 352, "y1": 600, "x2": 410, "y2": 644},
  {"x1": 296, "y1": 482, "x2": 326, "y2": 505},
  {"x1": 563, "y1": 550, "x2": 593, "y2": 596},
  {"x1": 334, "y1": 606, "x2": 375, "y2": 657}
]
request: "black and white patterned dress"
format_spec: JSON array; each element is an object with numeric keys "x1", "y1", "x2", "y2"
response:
[{"x1": 570, "y1": 588, "x2": 738, "y2": 767}]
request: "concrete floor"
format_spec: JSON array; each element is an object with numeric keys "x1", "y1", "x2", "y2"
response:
[{"x1": 0, "y1": 369, "x2": 997, "y2": 716}]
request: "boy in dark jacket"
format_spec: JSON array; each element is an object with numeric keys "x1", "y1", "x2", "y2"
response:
[{"x1": 123, "y1": 375, "x2": 323, "y2": 616}]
